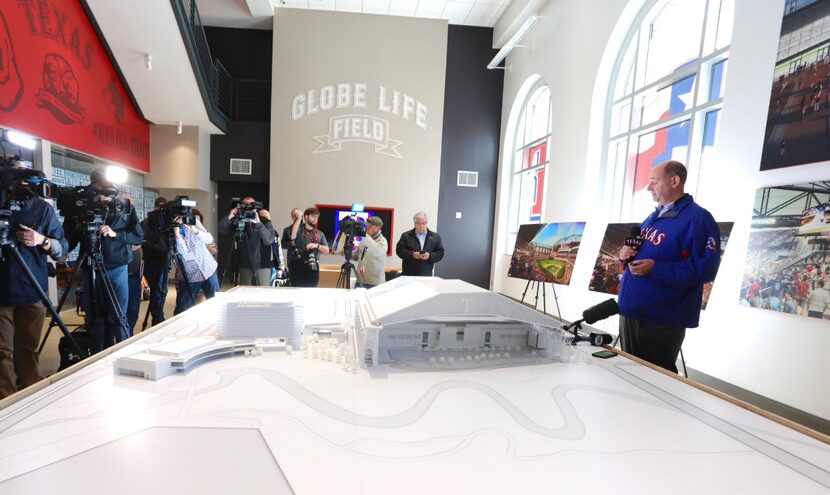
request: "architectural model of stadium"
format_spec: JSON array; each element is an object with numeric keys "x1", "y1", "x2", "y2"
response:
[{"x1": 114, "y1": 277, "x2": 565, "y2": 379}]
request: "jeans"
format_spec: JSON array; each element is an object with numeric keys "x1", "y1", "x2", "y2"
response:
[
  {"x1": 86, "y1": 264, "x2": 129, "y2": 353},
  {"x1": 143, "y1": 259, "x2": 168, "y2": 326},
  {"x1": 174, "y1": 273, "x2": 219, "y2": 315},
  {"x1": 127, "y1": 271, "x2": 142, "y2": 336}
]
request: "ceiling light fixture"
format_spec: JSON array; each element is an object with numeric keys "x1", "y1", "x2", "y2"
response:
[
  {"x1": 487, "y1": 15, "x2": 539, "y2": 70},
  {"x1": 177, "y1": 121, "x2": 183, "y2": 134},
  {"x1": 5, "y1": 130, "x2": 37, "y2": 150},
  {"x1": 145, "y1": 54, "x2": 152, "y2": 71}
]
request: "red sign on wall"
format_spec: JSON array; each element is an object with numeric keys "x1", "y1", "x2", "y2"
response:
[{"x1": 0, "y1": 0, "x2": 150, "y2": 172}]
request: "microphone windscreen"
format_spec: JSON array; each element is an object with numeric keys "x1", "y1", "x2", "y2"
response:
[{"x1": 582, "y1": 298, "x2": 619, "y2": 324}]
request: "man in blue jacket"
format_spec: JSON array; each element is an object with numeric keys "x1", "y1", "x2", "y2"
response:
[
  {"x1": 0, "y1": 161, "x2": 68, "y2": 398},
  {"x1": 617, "y1": 160, "x2": 721, "y2": 373}
]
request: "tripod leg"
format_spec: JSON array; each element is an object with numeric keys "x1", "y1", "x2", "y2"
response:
[
  {"x1": 520, "y1": 279, "x2": 531, "y2": 304},
  {"x1": 37, "y1": 255, "x2": 85, "y2": 354},
  {"x1": 91, "y1": 256, "x2": 130, "y2": 345},
  {"x1": 6, "y1": 245, "x2": 84, "y2": 358},
  {"x1": 542, "y1": 283, "x2": 547, "y2": 315}
]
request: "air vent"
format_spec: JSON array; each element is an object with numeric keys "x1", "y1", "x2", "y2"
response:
[
  {"x1": 230, "y1": 158, "x2": 252, "y2": 175},
  {"x1": 457, "y1": 170, "x2": 478, "y2": 187}
]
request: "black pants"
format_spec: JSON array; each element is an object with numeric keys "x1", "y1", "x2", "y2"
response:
[
  {"x1": 619, "y1": 316, "x2": 685, "y2": 373},
  {"x1": 143, "y1": 259, "x2": 168, "y2": 326},
  {"x1": 289, "y1": 260, "x2": 319, "y2": 287}
]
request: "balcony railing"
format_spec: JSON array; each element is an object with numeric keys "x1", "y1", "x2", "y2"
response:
[{"x1": 171, "y1": 0, "x2": 232, "y2": 131}]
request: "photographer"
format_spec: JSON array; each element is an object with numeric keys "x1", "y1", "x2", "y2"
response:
[
  {"x1": 172, "y1": 215, "x2": 219, "y2": 315},
  {"x1": 218, "y1": 196, "x2": 275, "y2": 286},
  {"x1": 64, "y1": 168, "x2": 143, "y2": 351},
  {"x1": 139, "y1": 197, "x2": 169, "y2": 326},
  {"x1": 0, "y1": 160, "x2": 67, "y2": 399},
  {"x1": 289, "y1": 207, "x2": 330, "y2": 287},
  {"x1": 281, "y1": 208, "x2": 302, "y2": 284},
  {"x1": 333, "y1": 216, "x2": 387, "y2": 288}
]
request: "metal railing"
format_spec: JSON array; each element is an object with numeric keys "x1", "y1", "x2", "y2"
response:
[{"x1": 173, "y1": 0, "x2": 232, "y2": 130}]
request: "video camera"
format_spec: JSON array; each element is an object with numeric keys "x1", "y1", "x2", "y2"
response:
[
  {"x1": 338, "y1": 214, "x2": 367, "y2": 238},
  {"x1": 55, "y1": 183, "x2": 126, "y2": 234},
  {"x1": 159, "y1": 195, "x2": 196, "y2": 231},
  {"x1": 228, "y1": 197, "x2": 263, "y2": 240}
]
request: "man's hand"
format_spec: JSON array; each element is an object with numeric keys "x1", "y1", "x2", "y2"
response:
[
  {"x1": 99, "y1": 225, "x2": 116, "y2": 238},
  {"x1": 619, "y1": 245, "x2": 637, "y2": 261},
  {"x1": 628, "y1": 259, "x2": 654, "y2": 276},
  {"x1": 250, "y1": 210, "x2": 261, "y2": 224},
  {"x1": 412, "y1": 251, "x2": 422, "y2": 260},
  {"x1": 421, "y1": 251, "x2": 430, "y2": 260},
  {"x1": 16, "y1": 225, "x2": 45, "y2": 247},
  {"x1": 358, "y1": 266, "x2": 365, "y2": 275},
  {"x1": 228, "y1": 207, "x2": 238, "y2": 220}
]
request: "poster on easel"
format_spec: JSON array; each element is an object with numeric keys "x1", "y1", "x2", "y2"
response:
[{"x1": 507, "y1": 222, "x2": 585, "y2": 285}]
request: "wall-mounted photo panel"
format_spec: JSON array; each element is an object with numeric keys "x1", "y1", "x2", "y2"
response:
[
  {"x1": 507, "y1": 222, "x2": 585, "y2": 284},
  {"x1": 760, "y1": 0, "x2": 830, "y2": 170},
  {"x1": 590, "y1": 221, "x2": 734, "y2": 310},
  {"x1": 741, "y1": 181, "x2": 830, "y2": 318}
]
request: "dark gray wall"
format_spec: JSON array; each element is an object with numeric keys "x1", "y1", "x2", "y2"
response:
[
  {"x1": 434, "y1": 26, "x2": 503, "y2": 288},
  {"x1": 210, "y1": 120, "x2": 270, "y2": 183}
]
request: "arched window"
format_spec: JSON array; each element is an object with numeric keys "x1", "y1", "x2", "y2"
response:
[
  {"x1": 505, "y1": 83, "x2": 551, "y2": 253},
  {"x1": 605, "y1": 0, "x2": 734, "y2": 221}
]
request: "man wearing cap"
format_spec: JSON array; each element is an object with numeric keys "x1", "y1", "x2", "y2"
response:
[{"x1": 334, "y1": 216, "x2": 388, "y2": 288}]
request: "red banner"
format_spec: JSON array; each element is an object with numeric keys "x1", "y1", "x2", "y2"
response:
[{"x1": 0, "y1": 0, "x2": 149, "y2": 172}]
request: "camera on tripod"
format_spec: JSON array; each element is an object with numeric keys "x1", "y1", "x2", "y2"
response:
[
  {"x1": 339, "y1": 214, "x2": 367, "y2": 238},
  {"x1": 228, "y1": 197, "x2": 263, "y2": 240},
  {"x1": 159, "y1": 195, "x2": 197, "y2": 231},
  {"x1": 55, "y1": 183, "x2": 127, "y2": 234}
]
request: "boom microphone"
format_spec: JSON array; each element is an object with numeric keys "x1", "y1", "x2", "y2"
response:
[
  {"x1": 582, "y1": 298, "x2": 619, "y2": 324},
  {"x1": 562, "y1": 298, "x2": 619, "y2": 346},
  {"x1": 622, "y1": 226, "x2": 642, "y2": 265}
]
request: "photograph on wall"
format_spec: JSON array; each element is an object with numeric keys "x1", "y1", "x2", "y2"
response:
[
  {"x1": 589, "y1": 221, "x2": 734, "y2": 310},
  {"x1": 741, "y1": 181, "x2": 830, "y2": 319},
  {"x1": 760, "y1": 0, "x2": 830, "y2": 170},
  {"x1": 507, "y1": 222, "x2": 585, "y2": 285}
]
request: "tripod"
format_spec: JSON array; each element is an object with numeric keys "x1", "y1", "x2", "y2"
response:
[
  {"x1": 140, "y1": 226, "x2": 195, "y2": 331},
  {"x1": 0, "y1": 228, "x2": 84, "y2": 359},
  {"x1": 37, "y1": 224, "x2": 129, "y2": 355},
  {"x1": 335, "y1": 234, "x2": 363, "y2": 290},
  {"x1": 221, "y1": 230, "x2": 260, "y2": 286},
  {"x1": 520, "y1": 279, "x2": 548, "y2": 314}
]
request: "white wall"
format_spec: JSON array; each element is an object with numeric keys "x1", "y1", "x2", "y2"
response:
[
  {"x1": 491, "y1": 0, "x2": 830, "y2": 420},
  {"x1": 269, "y1": 9, "x2": 447, "y2": 266},
  {"x1": 147, "y1": 125, "x2": 212, "y2": 192}
]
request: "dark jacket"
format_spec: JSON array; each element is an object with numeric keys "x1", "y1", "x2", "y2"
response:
[
  {"x1": 0, "y1": 198, "x2": 68, "y2": 305},
  {"x1": 65, "y1": 200, "x2": 144, "y2": 270},
  {"x1": 396, "y1": 228, "x2": 445, "y2": 276},
  {"x1": 218, "y1": 215, "x2": 276, "y2": 269},
  {"x1": 140, "y1": 210, "x2": 169, "y2": 263}
]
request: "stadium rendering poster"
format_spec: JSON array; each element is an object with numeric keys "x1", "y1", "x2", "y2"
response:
[
  {"x1": 507, "y1": 222, "x2": 585, "y2": 285},
  {"x1": 741, "y1": 181, "x2": 830, "y2": 318},
  {"x1": 589, "y1": 222, "x2": 734, "y2": 309},
  {"x1": 760, "y1": 0, "x2": 830, "y2": 170}
]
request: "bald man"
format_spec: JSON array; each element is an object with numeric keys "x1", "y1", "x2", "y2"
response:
[{"x1": 617, "y1": 160, "x2": 721, "y2": 373}]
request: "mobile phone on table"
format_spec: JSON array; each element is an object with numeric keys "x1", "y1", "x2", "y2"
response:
[{"x1": 591, "y1": 350, "x2": 618, "y2": 359}]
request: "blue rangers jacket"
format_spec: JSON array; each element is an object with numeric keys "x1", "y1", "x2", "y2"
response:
[{"x1": 618, "y1": 194, "x2": 721, "y2": 328}]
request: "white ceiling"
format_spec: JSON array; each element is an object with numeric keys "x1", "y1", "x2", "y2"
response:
[
  {"x1": 86, "y1": 0, "x2": 221, "y2": 133},
  {"x1": 198, "y1": 0, "x2": 512, "y2": 29}
]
